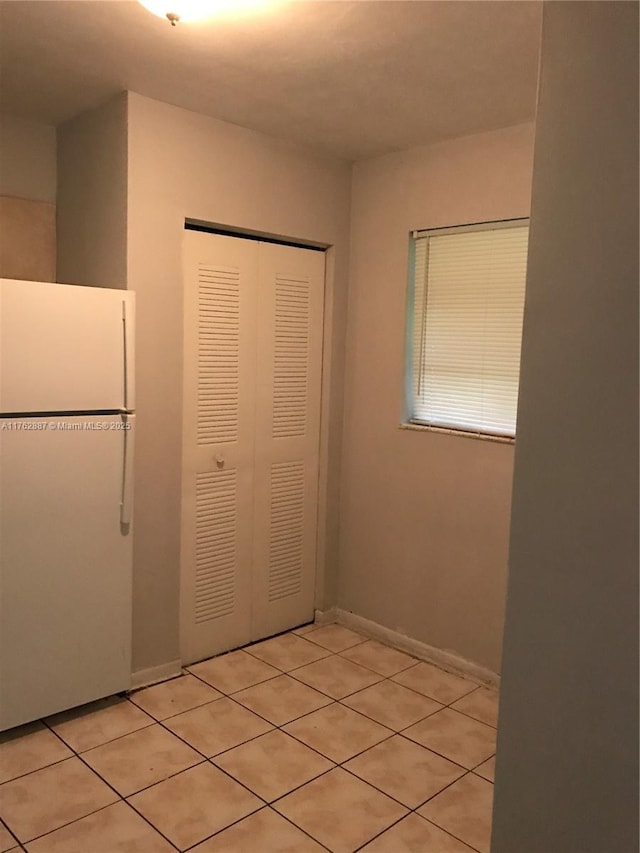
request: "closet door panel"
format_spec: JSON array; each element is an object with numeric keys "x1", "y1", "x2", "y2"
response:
[
  {"x1": 251, "y1": 242, "x2": 325, "y2": 640},
  {"x1": 181, "y1": 231, "x2": 257, "y2": 664}
]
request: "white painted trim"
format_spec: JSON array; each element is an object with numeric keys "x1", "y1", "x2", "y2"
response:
[
  {"x1": 399, "y1": 422, "x2": 514, "y2": 445},
  {"x1": 313, "y1": 607, "x2": 338, "y2": 626},
  {"x1": 334, "y1": 609, "x2": 500, "y2": 689},
  {"x1": 130, "y1": 660, "x2": 182, "y2": 691},
  {"x1": 415, "y1": 217, "x2": 529, "y2": 239},
  {"x1": 314, "y1": 246, "x2": 336, "y2": 612}
]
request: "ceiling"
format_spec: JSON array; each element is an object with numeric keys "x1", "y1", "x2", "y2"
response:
[{"x1": 0, "y1": 0, "x2": 541, "y2": 161}]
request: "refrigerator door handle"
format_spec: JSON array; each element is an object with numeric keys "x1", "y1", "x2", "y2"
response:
[
  {"x1": 120, "y1": 414, "x2": 135, "y2": 528},
  {"x1": 122, "y1": 298, "x2": 135, "y2": 411},
  {"x1": 122, "y1": 300, "x2": 129, "y2": 411}
]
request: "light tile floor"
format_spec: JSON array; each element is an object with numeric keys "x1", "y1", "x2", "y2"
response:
[{"x1": 0, "y1": 624, "x2": 499, "y2": 853}]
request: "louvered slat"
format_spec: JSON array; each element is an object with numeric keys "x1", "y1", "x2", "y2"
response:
[
  {"x1": 273, "y1": 276, "x2": 309, "y2": 439},
  {"x1": 198, "y1": 264, "x2": 240, "y2": 444},
  {"x1": 194, "y1": 469, "x2": 237, "y2": 623},
  {"x1": 268, "y1": 461, "x2": 305, "y2": 601}
]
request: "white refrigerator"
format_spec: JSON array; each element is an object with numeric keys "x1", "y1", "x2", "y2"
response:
[{"x1": 0, "y1": 278, "x2": 135, "y2": 731}]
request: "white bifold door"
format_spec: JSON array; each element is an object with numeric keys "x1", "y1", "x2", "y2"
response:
[{"x1": 181, "y1": 231, "x2": 325, "y2": 664}]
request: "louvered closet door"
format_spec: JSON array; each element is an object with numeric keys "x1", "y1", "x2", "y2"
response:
[
  {"x1": 181, "y1": 231, "x2": 258, "y2": 664},
  {"x1": 251, "y1": 242, "x2": 325, "y2": 640}
]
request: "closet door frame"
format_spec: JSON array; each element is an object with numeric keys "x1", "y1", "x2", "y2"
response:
[{"x1": 180, "y1": 227, "x2": 332, "y2": 665}]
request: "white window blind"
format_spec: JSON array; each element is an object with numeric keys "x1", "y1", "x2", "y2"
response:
[{"x1": 411, "y1": 221, "x2": 529, "y2": 437}]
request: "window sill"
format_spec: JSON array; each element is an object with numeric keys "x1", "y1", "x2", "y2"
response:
[{"x1": 399, "y1": 422, "x2": 515, "y2": 445}]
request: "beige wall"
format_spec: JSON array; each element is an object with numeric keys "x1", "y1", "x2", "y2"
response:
[
  {"x1": 126, "y1": 92, "x2": 352, "y2": 674},
  {"x1": 492, "y1": 3, "x2": 638, "y2": 850},
  {"x1": 0, "y1": 196, "x2": 55, "y2": 281},
  {"x1": 0, "y1": 115, "x2": 57, "y2": 281},
  {"x1": 339, "y1": 123, "x2": 535, "y2": 672},
  {"x1": 53, "y1": 88, "x2": 536, "y2": 680},
  {"x1": 57, "y1": 94, "x2": 128, "y2": 289},
  {"x1": 0, "y1": 114, "x2": 56, "y2": 203}
]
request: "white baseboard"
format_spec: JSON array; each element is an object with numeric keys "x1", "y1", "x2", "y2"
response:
[
  {"x1": 313, "y1": 607, "x2": 338, "y2": 625},
  {"x1": 130, "y1": 659, "x2": 183, "y2": 691},
  {"x1": 333, "y1": 608, "x2": 500, "y2": 689},
  {"x1": 132, "y1": 611, "x2": 499, "y2": 693}
]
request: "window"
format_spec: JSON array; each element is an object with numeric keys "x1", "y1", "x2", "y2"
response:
[{"x1": 408, "y1": 219, "x2": 529, "y2": 438}]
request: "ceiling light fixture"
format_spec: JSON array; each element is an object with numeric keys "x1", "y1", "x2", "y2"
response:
[{"x1": 137, "y1": 0, "x2": 264, "y2": 26}]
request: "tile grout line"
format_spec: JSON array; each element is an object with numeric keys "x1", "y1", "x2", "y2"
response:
[
  {"x1": 241, "y1": 647, "x2": 388, "y2": 687},
  {"x1": 4, "y1": 673, "x2": 491, "y2": 790},
  {"x1": 126, "y1": 652, "x2": 464, "y2": 848},
  {"x1": 389, "y1": 674, "x2": 481, "y2": 705},
  {"x1": 0, "y1": 753, "x2": 72, "y2": 787},
  {"x1": 130, "y1": 676, "x2": 385, "y2": 838},
  {"x1": 354, "y1": 674, "x2": 497, "y2": 729},
  {"x1": 185, "y1": 666, "x2": 284, "y2": 697},
  {"x1": 204, "y1": 735, "x2": 484, "y2": 853},
  {"x1": 338, "y1": 692, "x2": 445, "y2": 732},
  {"x1": 159, "y1": 802, "x2": 264, "y2": 853},
  {"x1": 260, "y1": 756, "x2": 483, "y2": 853},
  {"x1": 184, "y1": 650, "x2": 393, "y2": 730},
  {"x1": 185, "y1": 661, "x2": 493, "y2": 850},
  {"x1": 174, "y1": 790, "x2": 336, "y2": 853},
  {"x1": 196, "y1": 647, "x2": 489, "y2": 851},
  {"x1": 132, "y1": 698, "x2": 488, "y2": 851},
  {"x1": 245, "y1": 648, "x2": 496, "y2": 851},
  {"x1": 2, "y1": 722, "x2": 131, "y2": 850},
  {"x1": 278, "y1": 720, "x2": 396, "y2": 773},
  {"x1": 4, "y1": 630, "x2": 495, "y2": 853},
  {"x1": 263, "y1": 805, "x2": 335, "y2": 853},
  {"x1": 184, "y1": 639, "x2": 495, "y2": 721},
  {"x1": 283, "y1": 661, "x2": 386, "y2": 697},
  {"x1": 160, "y1": 685, "x2": 332, "y2": 731},
  {"x1": 397, "y1": 730, "x2": 494, "y2": 775},
  {"x1": 351, "y1": 811, "x2": 410, "y2": 853},
  {"x1": 242, "y1": 634, "x2": 335, "y2": 664},
  {"x1": 338, "y1": 762, "x2": 489, "y2": 853},
  {"x1": 147, "y1": 658, "x2": 495, "y2": 793},
  {"x1": 124, "y1": 692, "x2": 408, "y2": 853},
  {"x1": 43, "y1": 702, "x2": 157, "y2": 753},
  {"x1": 419, "y1": 813, "x2": 486, "y2": 853},
  {"x1": 444, "y1": 705, "x2": 499, "y2": 729},
  {"x1": 298, "y1": 628, "x2": 370, "y2": 654},
  {"x1": 38, "y1": 717, "x2": 184, "y2": 853},
  {"x1": 334, "y1": 650, "x2": 420, "y2": 677},
  {"x1": 0, "y1": 816, "x2": 21, "y2": 852}
]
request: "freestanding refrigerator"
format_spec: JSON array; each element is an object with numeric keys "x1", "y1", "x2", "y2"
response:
[{"x1": 0, "y1": 278, "x2": 135, "y2": 731}]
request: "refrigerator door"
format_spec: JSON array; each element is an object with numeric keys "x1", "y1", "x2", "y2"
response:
[
  {"x1": 0, "y1": 279, "x2": 135, "y2": 414},
  {"x1": 0, "y1": 414, "x2": 133, "y2": 730}
]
